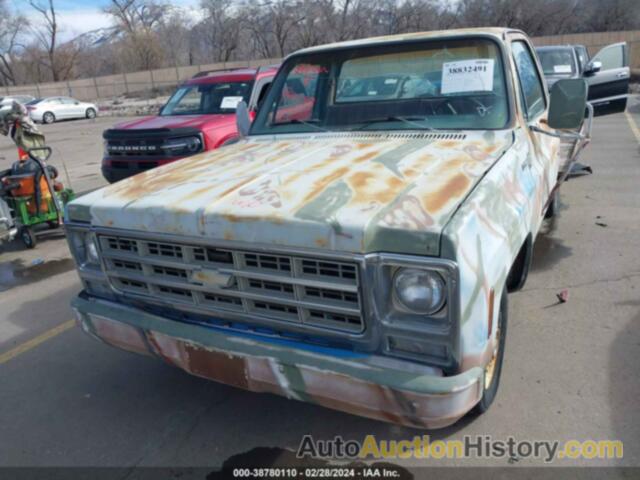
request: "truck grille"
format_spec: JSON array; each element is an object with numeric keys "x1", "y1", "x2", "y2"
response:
[
  {"x1": 106, "y1": 138, "x2": 166, "y2": 157},
  {"x1": 98, "y1": 235, "x2": 364, "y2": 335}
]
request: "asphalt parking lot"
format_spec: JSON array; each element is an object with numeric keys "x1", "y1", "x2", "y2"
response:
[{"x1": 0, "y1": 108, "x2": 639, "y2": 474}]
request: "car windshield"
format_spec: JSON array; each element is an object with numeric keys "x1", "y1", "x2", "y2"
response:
[
  {"x1": 252, "y1": 38, "x2": 509, "y2": 134},
  {"x1": 27, "y1": 98, "x2": 43, "y2": 105},
  {"x1": 537, "y1": 49, "x2": 576, "y2": 76},
  {"x1": 161, "y1": 80, "x2": 254, "y2": 116}
]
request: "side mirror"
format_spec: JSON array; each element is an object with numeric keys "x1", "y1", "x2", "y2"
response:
[
  {"x1": 547, "y1": 78, "x2": 588, "y2": 130},
  {"x1": 236, "y1": 101, "x2": 251, "y2": 138},
  {"x1": 584, "y1": 60, "x2": 602, "y2": 76}
]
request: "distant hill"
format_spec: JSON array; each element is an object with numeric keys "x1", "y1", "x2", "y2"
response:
[{"x1": 70, "y1": 27, "x2": 122, "y2": 48}]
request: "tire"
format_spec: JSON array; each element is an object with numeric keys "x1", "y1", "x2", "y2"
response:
[
  {"x1": 544, "y1": 189, "x2": 559, "y2": 219},
  {"x1": 20, "y1": 227, "x2": 37, "y2": 249},
  {"x1": 42, "y1": 112, "x2": 55, "y2": 124},
  {"x1": 474, "y1": 288, "x2": 508, "y2": 414},
  {"x1": 86, "y1": 108, "x2": 96, "y2": 119}
]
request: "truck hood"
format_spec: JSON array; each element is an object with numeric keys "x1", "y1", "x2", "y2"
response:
[
  {"x1": 113, "y1": 114, "x2": 233, "y2": 131},
  {"x1": 70, "y1": 130, "x2": 513, "y2": 256}
]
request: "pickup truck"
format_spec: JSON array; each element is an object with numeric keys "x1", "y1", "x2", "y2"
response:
[
  {"x1": 101, "y1": 67, "x2": 277, "y2": 183},
  {"x1": 535, "y1": 43, "x2": 630, "y2": 115},
  {"x1": 66, "y1": 28, "x2": 594, "y2": 428}
]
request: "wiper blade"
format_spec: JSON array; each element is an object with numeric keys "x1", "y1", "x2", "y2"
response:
[
  {"x1": 271, "y1": 118, "x2": 329, "y2": 132},
  {"x1": 355, "y1": 116, "x2": 437, "y2": 131}
]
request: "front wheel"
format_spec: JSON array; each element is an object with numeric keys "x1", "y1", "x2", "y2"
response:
[
  {"x1": 42, "y1": 112, "x2": 55, "y2": 124},
  {"x1": 474, "y1": 288, "x2": 508, "y2": 414},
  {"x1": 19, "y1": 227, "x2": 37, "y2": 249},
  {"x1": 86, "y1": 108, "x2": 96, "y2": 119}
]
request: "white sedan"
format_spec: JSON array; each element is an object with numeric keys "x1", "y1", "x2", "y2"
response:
[{"x1": 27, "y1": 97, "x2": 99, "y2": 124}]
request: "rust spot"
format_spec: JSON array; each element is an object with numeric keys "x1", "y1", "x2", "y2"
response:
[
  {"x1": 218, "y1": 177, "x2": 257, "y2": 200},
  {"x1": 348, "y1": 170, "x2": 406, "y2": 205},
  {"x1": 179, "y1": 184, "x2": 213, "y2": 203},
  {"x1": 223, "y1": 230, "x2": 234, "y2": 240},
  {"x1": 349, "y1": 171, "x2": 374, "y2": 189},
  {"x1": 423, "y1": 173, "x2": 470, "y2": 212},
  {"x1": 185, "y1": 345, "x2": 250, "y2": 390},
  {"x1": 403, "y1": 168, "x2": 419, "y2": 178},
  {"x1": 223, "y1": 214, "x2": 242, "y2": 223},
  {"x1": 315, "y1": 238, "x2": 328, "y2": 248},
  {"x1": 436, "y1": 140, "x2": 459, "y2": 149},
  {"x1": 484, "y1": 144, "x2": 499, "y2": 154},
  {"x1": 352, "y1": 151, "x2": 380, "y2": 164},
  {"x1": 302, "y1": 166, "x2": 350, "y2": 204}
]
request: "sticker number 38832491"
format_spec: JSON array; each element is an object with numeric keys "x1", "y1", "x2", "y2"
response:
[{"x1": 441, "y1": 59, "x2": 495, "y2": 94}]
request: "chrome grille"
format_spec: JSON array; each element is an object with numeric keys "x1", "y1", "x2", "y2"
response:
[{"x1": 98, "y1": 235, "x2": 364, "y2": 334}]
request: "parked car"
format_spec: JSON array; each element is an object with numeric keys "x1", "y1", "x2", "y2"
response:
[
  {"x1": 27, "y1": 97, "x2": 98, "y2": 124},
  {"x1": 536, "y1": 43, "x2": 630, "y2": 115},
  {"x1": 101, "y1": 66, "x2": 278, "y2": 183},
  {"x1": 66, "y1": 28, "x2": 609, "y2": 428},
  {"x1": 0, "y1": 95, "x2": 36, "y2": 114},
  {"x1": 0, "y1": 196, "x2": 17, "y2": 246}
]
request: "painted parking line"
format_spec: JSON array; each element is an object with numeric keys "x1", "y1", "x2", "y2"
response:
[
  {"x1": 0, "y1": 319, "x2": 75, "y2": 365},
  {"x1": 625, "y1": 111, "x2": 640, "y2": 143}
]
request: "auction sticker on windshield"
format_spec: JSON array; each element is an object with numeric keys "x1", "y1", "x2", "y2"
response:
[
  {"x1": 220, "y1": 96, "x2": 244, "y2": 109},
  {"x1": 554, "y1": 64, "x2": 573, "y2": 74},
  {"x1": 441, "y1": 59, "x2": 494, "y2": 94}
]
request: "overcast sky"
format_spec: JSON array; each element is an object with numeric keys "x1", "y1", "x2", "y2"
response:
[{"x1": 12, "y1": 0, "x2": 201, "y2": 42}]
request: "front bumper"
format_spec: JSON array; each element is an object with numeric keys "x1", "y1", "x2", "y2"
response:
[{"x1": 72, "y1": 294, "x2": 483, "y2": 429}]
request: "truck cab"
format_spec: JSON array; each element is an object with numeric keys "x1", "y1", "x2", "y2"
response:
[
  {"x1": 101, "y1": 67, "x2": 277, "y2": 183},
  {"x1": 67, "y1": 28, "x2": 595, "y2": 428}
]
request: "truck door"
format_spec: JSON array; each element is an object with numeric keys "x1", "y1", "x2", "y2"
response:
[
  {"x1": 585, "y1": 42, "x2": 630, "y2": 115},
  {"x1": 510, "y1": 37, "x2": 558, "y2": 225}
]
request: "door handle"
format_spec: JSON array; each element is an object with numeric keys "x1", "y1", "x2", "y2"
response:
[{"x1": 616, "y1": 71, "x2": 628, "y2": 78}]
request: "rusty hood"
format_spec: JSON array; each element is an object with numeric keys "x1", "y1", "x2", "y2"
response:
[{"x1": 70, "y1": 130, "x2": 513, "y2": 255}]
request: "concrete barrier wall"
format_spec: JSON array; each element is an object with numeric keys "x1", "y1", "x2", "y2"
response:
[
  {"x1": 1, "y1": 58, "x2": 280, "y2": 101},
  {"x1": 3, "y1": 29, "x2": 640, "y2": 101}
]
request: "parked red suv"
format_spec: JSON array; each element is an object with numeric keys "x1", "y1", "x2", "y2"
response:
[{"x1": 102, "y1": 66, "x2": 278, "y2": 183}]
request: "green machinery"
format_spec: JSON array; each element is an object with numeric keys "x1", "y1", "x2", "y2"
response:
[{"x1": 1, "y1": 147, "x2": 75, "y2": 249}]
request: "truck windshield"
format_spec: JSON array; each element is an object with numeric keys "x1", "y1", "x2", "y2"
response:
[
  {"x1": 537, "y1": 49, "x2": 576, "y2": 76},
  {"x1": 252, "y1": 38, "x2": 509, "y2": 134},
  {"x1": 161, "y1": 81, "x2": 254, "y2": 116}
]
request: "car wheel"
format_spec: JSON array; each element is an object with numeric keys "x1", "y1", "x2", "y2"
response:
[
  {"x1": 86, "y1": 108, "x2": 96, "y2": 119},
  {"x1": 474, "y1": 287, "x2": 508, "y2": 414},
  {"x1": 19, "y1": 227, "x2": 37, "y2": 249},
  {"x1": 43, "y1": 112, "x2": 55, "y2": 124}
]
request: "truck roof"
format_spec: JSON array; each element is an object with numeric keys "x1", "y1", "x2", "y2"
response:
[
  {"x1": 293, "y1": 27, "x2": 522, "y2": 56},
  {"x1": 185, "y1": 66, "x2": 279, "y2": 86}
]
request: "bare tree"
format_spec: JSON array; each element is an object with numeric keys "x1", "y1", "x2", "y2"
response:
[
  {"x1": 200, "y1": 0, "x2": 241, "y2": 62},
  {"x1": 29, "y1": 0, "x2": 63, "y2": 81},
  {"x1": 105, "y1": 0, "x2": 169, "y2": 70},
  {"x1": 0, "y1": 0, "x2": 26, "y2": 86}
]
